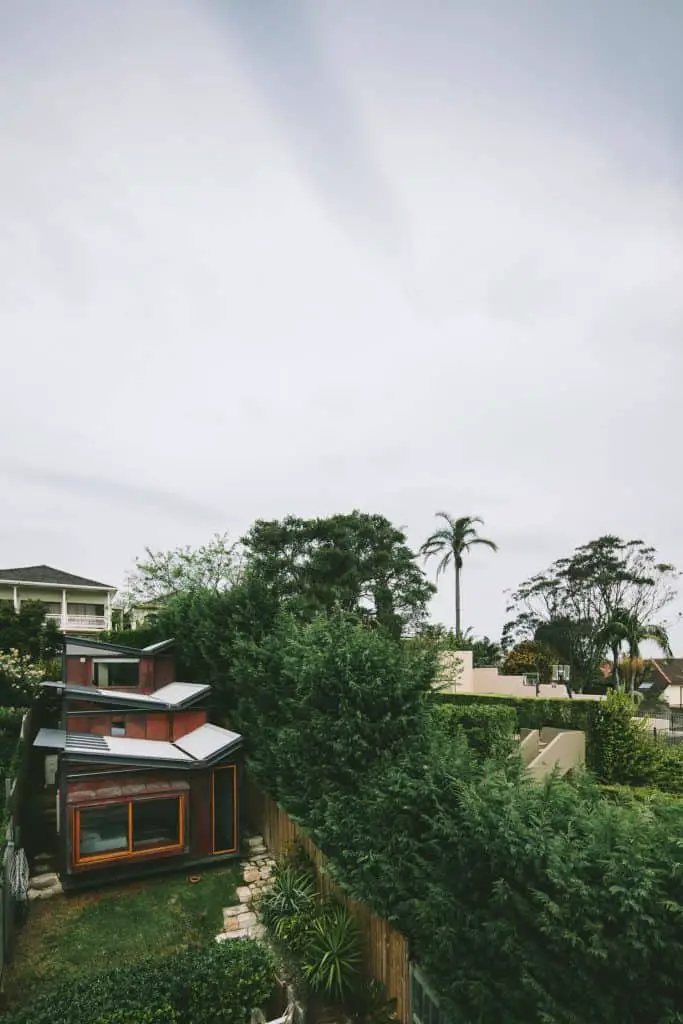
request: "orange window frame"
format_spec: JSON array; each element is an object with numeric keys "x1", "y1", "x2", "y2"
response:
[
  {"x1": 73, "y1": 795, "x2": 185, "y2": 867},
  {"x1": 211, "y1": 765, "x2": 238, "y2": 855}
]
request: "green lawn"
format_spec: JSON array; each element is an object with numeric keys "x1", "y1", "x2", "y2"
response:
[{"x1": 1, "y1": 862, "x2": 241, "y2": 1012}]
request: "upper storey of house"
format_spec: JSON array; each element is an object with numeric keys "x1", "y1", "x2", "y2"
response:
[{"x1": 64, "y1": 636, "x2": 176, "y2": 693}]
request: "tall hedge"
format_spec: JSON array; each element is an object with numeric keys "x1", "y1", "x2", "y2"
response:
[
  {"x1": 437, "y1": 701, "x2": 517, "y2": 759},
  {"x1": 223, "y1": 612, "x2": 683, "y2": 1023},
  {"x1": 2, "y1": 938, "x2": 275, "y2": 1024}
]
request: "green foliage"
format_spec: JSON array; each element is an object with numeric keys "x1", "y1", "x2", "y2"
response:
[
  {"x1": 501, "y1": 639, "x2": 559, "y2": 684},
  {"x1": 233, "y1": 610, "x2": 437, "y2": 812},
  {"x1": 503, "y1": 535, "x2": 678, "y2": 690},
  {"x1": 437, "y1": 691, "x2": 596, "y2": 738},
  {"x1": 437, "y1": 702, "x2": 517, "y2": 760},
  {"x1": 3, "y1": 939, "x2": 275, "y2": 1024},
  {"x1": 243, "y1": 512, "x2": 435, "y2": 638},
  {"x1": 589, "y1": 691, "x2": 661, "y2": 785},
  {"x1": 345, "y1": 978, "x2": 398, "y2": 1024},
  {"x1": 301, "y1": 902, "x2": 362, "y2": 1001},
  {"x1": 419, "y1": 512, "x2": 497, "y2": 635},
  {"x1": 0, "y1": 601, "x2": 62, "y2": 663},
  {"x1": 259, "y1": 850, "x2": 363, "y2": 1008},
  {"x1": 411, "y1": 625, "x2": 502, "y2": 666},
  {"x1": 258, "y1": 863, "x2": 318, "y2": 954}
]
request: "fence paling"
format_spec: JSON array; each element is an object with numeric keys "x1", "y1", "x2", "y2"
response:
[{"x1": 244, "y1": 774, "x2": 410, "y2": 1024}]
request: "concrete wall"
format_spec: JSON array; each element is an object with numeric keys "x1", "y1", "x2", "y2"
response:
[
  {"x1": 436, "y1": 652, "x2": 605, "y2": 702},
  {"x1": 526, "y1": 730, "x2": 586, "y2": 781}
]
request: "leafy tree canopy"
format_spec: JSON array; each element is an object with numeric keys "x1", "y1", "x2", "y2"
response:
[
  {"x1": 0, "y1": 601, "x2": 61, "y2": 662},
  {"x1": 503, "y1": 535, "x2": 678, "y2": 690},
  {"x1": 122, "y1": 532, "x2": 244, "y2": 607},
  {"x1": 413, "y1": 624, "x2": 502, "y2": 667},
  {"x1": 242, "y1": 512, "x2": 435, "y2": 638}
]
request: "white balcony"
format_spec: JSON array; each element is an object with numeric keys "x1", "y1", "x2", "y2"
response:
[{"x1": 46, "y1": 613, "x2": 108, "y2": 632}]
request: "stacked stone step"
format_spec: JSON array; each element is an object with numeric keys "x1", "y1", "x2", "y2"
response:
[
  {"x1": 216, "y1": 834, "x2": 276, "y2": 943},
  {"x1": 28, "y1": 871, "x2": 63, "y2": 901}
]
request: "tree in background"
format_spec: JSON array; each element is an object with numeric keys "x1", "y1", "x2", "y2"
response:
[
  {"x1": 503, "y1": 535, "x2": 678, "y2": 691},
  {"x1": 501, "y1": 639, "x2": 559, "y2": 684},
  {"x1": 0, "y1": 601, "x2": 61, "y2": 663},
  {"x1": 122, "y1": 532, "x2": 244, "y2": 607},
  {"x1": 415, "y1": 624, "x2": 502, "y2": 666},
  {"x1": 596, "y1": 608, "x2": 672, "y2": 693},
  {"x1": 242, "y1": 512, "x2": 434, "y2": 639},
  {"x1": 420, "y1": 513, "x2": 498, "y2": 637}
]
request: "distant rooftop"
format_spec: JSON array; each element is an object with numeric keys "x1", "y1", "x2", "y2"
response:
[{"x1": 0, "y1": 564, "x2": 114, "y2": 589}]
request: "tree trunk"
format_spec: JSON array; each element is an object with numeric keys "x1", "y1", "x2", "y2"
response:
[
  {"x1": 611, "y1": 643, "x2": 621, "y2": 692},
  {"x1": 455, "y1": 563, "x2": 461, "y2": 637}
]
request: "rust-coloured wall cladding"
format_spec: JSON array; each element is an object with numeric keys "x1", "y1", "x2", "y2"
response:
[
  {"x1": 153, "y1": 655, "x2": 175, "y2": 689},
  {"x1": 66, "y1": 657, "x2": 92, "y2": 685},
  {"x1": 172, "y1": 710, "x2": 207, "y2": 739},
  {"x1": 66, "y1": 710, "x2": 207, "y2": 740}
]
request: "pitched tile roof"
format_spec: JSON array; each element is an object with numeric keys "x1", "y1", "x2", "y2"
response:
[
  {"x1": 650, "y1": 659, "x2": 683, "y2": 688},
  {"x1": 0, "y1": 564, "x2": 114, "y2": 588}
]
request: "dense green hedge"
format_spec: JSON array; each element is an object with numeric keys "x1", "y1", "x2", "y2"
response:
[
  {"x1": 436, "y1": 701, "x2": 517, "y2": 759},
  {"x1": 222, "y1": 613, "x2": 683, "y2": 1023},
  {"x1": 436, "y1": 691, "x2": 597, "y2": 734},
  {"x1": 2, "y1": 938, "x2": 275, "y2": 1024}
]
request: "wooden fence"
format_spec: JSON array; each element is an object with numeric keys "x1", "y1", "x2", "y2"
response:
[{"x1": 243, "y1": 774, "x2": 411, "y2": 1024}]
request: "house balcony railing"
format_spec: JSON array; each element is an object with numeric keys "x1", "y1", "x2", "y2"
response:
[{"x1": 45, "y1": 614, "x2": 108, "y2": 631}]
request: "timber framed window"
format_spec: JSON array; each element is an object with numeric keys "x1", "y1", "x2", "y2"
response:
[
  {"x1": 211, "y1": 765, "x2": 237, "y2": 854},
  {"x1": 74, "y1": 795, "x2": 185, "y2": 865}
]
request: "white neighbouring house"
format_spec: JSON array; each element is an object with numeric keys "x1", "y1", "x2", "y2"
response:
[{"x1": 0, "y1": 565, "x2": 116, "y2": 632}]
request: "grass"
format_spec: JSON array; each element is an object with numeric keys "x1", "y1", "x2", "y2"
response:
[{"x1": 1, "y1": 862, "x2": 241, "y2": 1012}]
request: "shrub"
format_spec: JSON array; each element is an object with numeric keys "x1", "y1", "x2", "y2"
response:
[
  {"x1": 437, "y1": 701, "x2": 517, "y2": 760},
  {"x1": 301, "y1": 902, "x2": 362, "y2": 1002},
  {"x1": 589, "y1": 690, "x2": 662, "y2": 785},
  {"x1": 3, "y1": 939, "x2": 275, "y2": 1024}
]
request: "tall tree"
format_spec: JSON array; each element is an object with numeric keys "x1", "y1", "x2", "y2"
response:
[
  {"x1": 503, "y1": 535, "x2": 678, "y2": 691},
  {"x1": 242, "y1": 512, "x2": 434, "y2": 638},
  {"x1": 596, "y1": 608, "x2": 672, "y2": 692},
  {"x1": 122, "y1": 533, "x2": 244, "y2": 607},
  {"x1": 420, "y1": 513, "x2": 498, "y2": 636}
]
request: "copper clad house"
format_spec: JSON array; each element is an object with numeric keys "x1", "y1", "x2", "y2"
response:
[{"x1": 33, "y1": 636, "x2": 243, "y2": 889}]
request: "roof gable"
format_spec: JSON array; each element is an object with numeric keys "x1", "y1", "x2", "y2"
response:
[
  {"x1": 0, "y1": 565, "x2": 113, "y2": 588},
  {"x1": 64, "y1": 635, "x2": 174, "y2": 658}
]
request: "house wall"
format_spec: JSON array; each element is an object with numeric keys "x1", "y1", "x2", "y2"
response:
[
  {"x1": 436, "y1": 651, "x2": 604, "y2": 701},
  {"x1": 662, "y1": 685, "x2": 683, "y2": 708},
  {"x1": 63, "y1": 758, "x2": 240, "y2": 879},
  {"x1": 64, "y1": 651, "x2": 176, "y2": 692},
  {"x1": 65, "y1": 709, "x2": 208, "y2": 740},
  {"x1": 0, "y1": 585, "x2": 110, "y2": 607}
]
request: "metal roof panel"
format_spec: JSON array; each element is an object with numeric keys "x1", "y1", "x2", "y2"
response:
[{"x1": 173, "y1": 722, "x2": 242, "y2": 760}]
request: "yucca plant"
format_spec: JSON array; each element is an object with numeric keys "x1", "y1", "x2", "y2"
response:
[
  {"x1": 301, "y1": 903, "x2": 362, "y2": 1002},
  {"x1": 258, "y1": 864, "x2": 317, "y2": 951}
]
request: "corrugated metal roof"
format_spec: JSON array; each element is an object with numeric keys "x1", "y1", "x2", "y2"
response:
[
  {"x1": 41, "y1": 680, "x2": 209, "y2": 709},
  {"x1": 152, "y1": 682, "x2": 210, "y2": 706},
  {"x1": 102, "y1": 736, "x2": 191, "y2": 762},
  {"x1": 141, "y1": 639, "x2": 175, "y2": 655},
  {"x1": 173, "y1": 723, "x2": 241, "y2": 760},
  {"x1": 34, "y1": 722, "x2": 242, "y2": 766},
  {"x1": 34, "y1": 727, "x2": 67, "y2": 751}
]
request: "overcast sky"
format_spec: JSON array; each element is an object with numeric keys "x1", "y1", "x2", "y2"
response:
[{"x1": 1, "y1": 0, "x2": 682, "y2": 644}]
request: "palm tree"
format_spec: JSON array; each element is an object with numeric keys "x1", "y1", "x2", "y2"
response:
[
  {"x1": 420, "y1": 513, "x2": 498, "y2": 637},
  {"x1": 597, "y1": 609, "x2": 672, "y2": 693}
]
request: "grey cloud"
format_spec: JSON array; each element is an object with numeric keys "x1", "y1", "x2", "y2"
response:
[
  {"x1": 0, "y1": 463, "x2": 220, "y2": 522},
  {"x1": 210, "y1": 0, "x2": 407, "y2": 261},
  {"x1": 1, "y1": 0, "x2": 682, "y2": 645}
]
